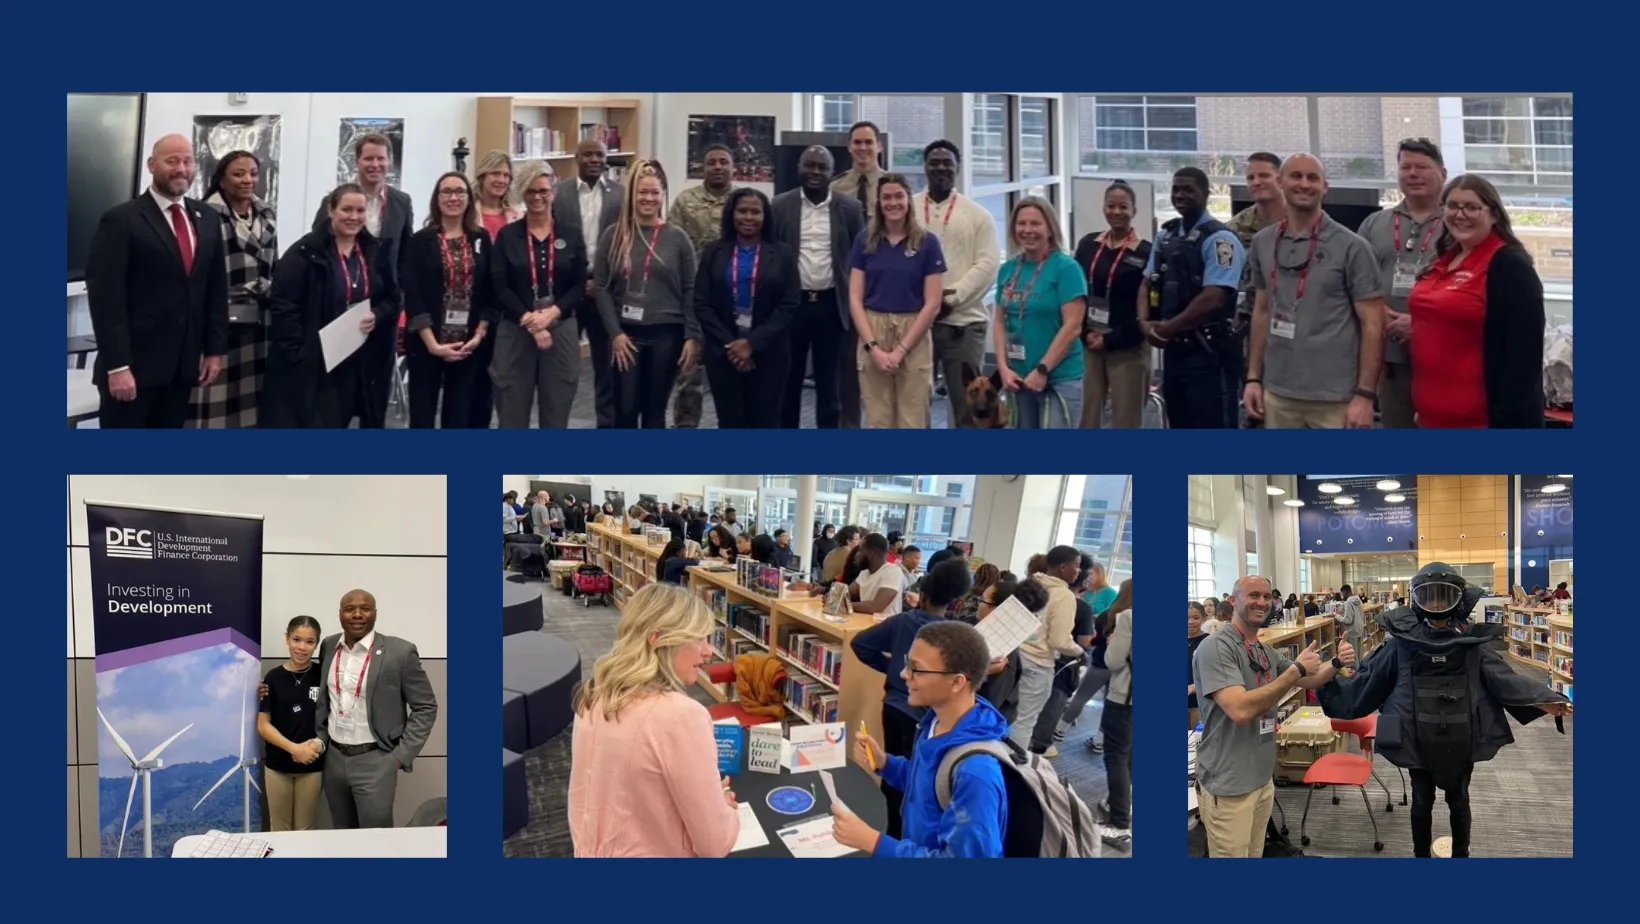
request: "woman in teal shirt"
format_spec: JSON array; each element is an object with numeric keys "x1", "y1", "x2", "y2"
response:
[{"x1": 992, "y1": 196, "x2": 1086, "y2": 428}]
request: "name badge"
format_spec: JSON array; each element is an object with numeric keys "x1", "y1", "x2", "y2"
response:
[
  {"x1": 534, "y1": 296, "x2": 555, "y2": 312},
  {"x1": 1259, "y1": 716, "x2": 1276, "y2": 738},
  {"x1": 1006, "y1": 343, "x2": 1026, "y2": 361},
  {"x1": 1270, "y1": 297, "x2": 1297, "y2": 340},
  {"x1": 1391, "y1": 264, "x2": 1419, "y2": 296},
  {"x1": 622, "y1": 303, "x2": 645, "y2": 322},
  {"x1": 332, "y1": 714, "x2": 357, "y2": 738},
  {"x1": 735, "y1": 312, "x2": 753, "y2": 330},
  {"x1": 1085, "y1": 296, "x2": 1111, "y2": 332},
  {"x1": 445, "y1": 308, "x2": 470, "y2": 328}
]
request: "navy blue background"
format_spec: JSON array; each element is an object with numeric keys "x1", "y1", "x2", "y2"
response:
[
  {"x1": 1520, "y1": 475, "x2": 1575, "y2": 591},
  {"x1": 1296, "y1": 474, "x2": 1417, "y2": 553},
  {"x1": 24, "y1": 1, "x2": 1606, "y2": 907}
]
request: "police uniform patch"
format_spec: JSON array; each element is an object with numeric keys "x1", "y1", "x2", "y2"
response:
[{"x1": 1214, "y1": 238, "x2": 1234, "y2": 268}]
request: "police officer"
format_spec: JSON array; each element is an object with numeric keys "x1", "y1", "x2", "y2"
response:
[
  {"x1": 1139, "y1": 167, "x2": 1244, "y2": 429},
  {"x1": 666, "y1": 144, "x2": 736, "y2": 428}
]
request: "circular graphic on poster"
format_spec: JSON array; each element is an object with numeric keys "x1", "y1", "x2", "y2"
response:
[{"x1": 766, "y1": 786, "x2": 817, "y2": 815}]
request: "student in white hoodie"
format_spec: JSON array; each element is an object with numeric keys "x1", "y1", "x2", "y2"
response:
[{"x1": 1010, "y1": 546, "x2": 1086, "y2": 752}]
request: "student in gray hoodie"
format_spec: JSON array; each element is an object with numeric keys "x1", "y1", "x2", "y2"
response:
[{"x1": 1338, "y1": 583, "x2": 1365, "y2": 657}]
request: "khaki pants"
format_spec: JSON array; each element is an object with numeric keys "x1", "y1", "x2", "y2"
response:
[
  {"x1": 1263, "y1": 390, "x2": 1348, "y2": 429},
  {"x1": 1198, "y1": 779, "x2": 1275, "y2": 858},
  {"x1": 265, "y1": 767, "x2": 323, "y2": 831},
  {"x1": 858, "y1": 310, "x2": 932, "y2": 429},
  {"x1": 1082, "y1": 346, "x2": 1149, "y2": 428}
]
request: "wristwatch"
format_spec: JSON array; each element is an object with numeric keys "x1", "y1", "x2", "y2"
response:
[
  {"x1": 1352, "y1": 387, "x2": 1377, "y2": 401},
  {"x1": 1332, "y1": 656, "x2": 1344, "y2": 670},
  {"x1": 1035, "y1": 363, "x2": 1050, "y2": 377},
  {"x1": 863, "y1": 339, "x2": 879, "y2": 352},
  {"x1": 1293, "y1": 660, "x2": 1308, "y2": 678}
]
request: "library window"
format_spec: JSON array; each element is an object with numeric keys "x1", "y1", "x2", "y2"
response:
[
  {"x1": 1189, "y1": 526, "x2": 1216, "y2": 601},
  {"x1": 1461, "y1": 96, "x2": 1573, "y2": 187},
  {"x1": 1080, "y1": 95, "x2": 1199, "y2": 170},
  {"x1": 1055, "y1": 476, "x2": 1133, "y2": 583}
]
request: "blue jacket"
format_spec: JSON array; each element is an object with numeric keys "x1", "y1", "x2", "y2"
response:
[
  {"x1": 661, "y1": 557, "x2": 699, "y2": 585},
  {"x1": 872, "y1": 697, "x2": 1010, "y2": 858},
  {"x1": 851, "y1": 609, "x2": 941, "y2": 721}
]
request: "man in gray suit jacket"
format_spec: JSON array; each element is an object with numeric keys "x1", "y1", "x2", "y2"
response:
[
  {"x1": 312, "y1": 589, "x2": 439, "y2": 829},
  {"x1": 553, "y1": 140, "x2": 625, "y2": 428},
  {"x1": 771, "y1": 146, "x2": 866, "y2": 428},
  {"x1": 312, "y1": 133, "x2": 414, "y2": 428}
]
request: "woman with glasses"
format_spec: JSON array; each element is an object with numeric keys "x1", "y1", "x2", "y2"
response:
[
  {"x1": 403, "y1": 172, "x2": 493, "y2": 428},
  {"x1": 692, "y1": 187, "x2": 798, "y2": 428},
  {"x1": 1072, "y1": 181, "x2": 1150, "y2": 429},
  {"x1": 994, "y1": 196, "x2": 1086, "y2": 428},
  {"x1": 1406, "y1": 175, "x2": 1545, "y2": 428},
  {"x1": 196, "y1": 150, "x2": 277, "y2": 428},
  {"x1": 491, "y1": 166, "x2": 588, "y2": 428}
]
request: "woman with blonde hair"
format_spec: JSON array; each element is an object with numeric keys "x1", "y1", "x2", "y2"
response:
[
  {"x1": 994, "y1": 195, "x2": 1086, "y2": 428},
  {"x1": 568, "y1": 583, "x2": 741, "y2": 857},
  {"x1": 472, "y1": 150, "x2": 520, "y2": 243}
]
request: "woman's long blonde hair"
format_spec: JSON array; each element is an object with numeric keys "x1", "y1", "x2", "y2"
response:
[
  {"x1": 573, "y1": 582, "x2": 714, "y2": 721},
  {"x1": 864, "y1": 173, "x2": 926, "y2": 255},
  {"x1": 473, "y1": 149, "x2": 519, "y2": 215},
  {"x1": 608, "y1": 158, "x2": 669, "y2": 276}
]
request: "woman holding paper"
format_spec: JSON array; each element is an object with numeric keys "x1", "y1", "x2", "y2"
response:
[
  {"x1": 568, "y1": 583, "x2": 741, "y2": 857},
  {"x1": 265, "y1": 183, "x2": 401, "y2": 427}
]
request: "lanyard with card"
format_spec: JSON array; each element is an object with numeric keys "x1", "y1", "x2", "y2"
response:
[
  {"x1": 1085, "y1": 236, "x2": 1130, "y2": 332},
  {"x1": 339, "y1": 246, "x2": 370, "y2": 303},
  {"x1": 730, "y1": 244, "x2": 760, "y2": 329},
  {"x1": 1267, "y1": 219, "x2": 1321, "y2": 340},
  {"x1": 622, "y1": 227, "x2": 659, "y2": 323},
  {"x1": 1390, "y1": 213, "x2": 1437, "y2": 297},
  {"x1": 1003, "y1": 258, "x2": 1046, "y2": 361},
  {"x1": 1245, "y1": 641, "x2": 1276, "y2": 738},
  {"x1": 529, "y1": 231, "x2": 558, "y2": 310},
  {"x1": 441, "y1": 236, "x2": 473, "y2": 340},
  {"x1": 331, "y1": 644, "x2": 373, "y2": 737}
]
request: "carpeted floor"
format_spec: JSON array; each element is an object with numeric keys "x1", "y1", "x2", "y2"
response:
[{"x1": 502, "y1": 579, "x2": 1131, "y2": 857}]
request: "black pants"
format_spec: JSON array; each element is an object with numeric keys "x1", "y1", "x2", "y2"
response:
[
  {"x1": 98, "y1": 376, "x2": 192, "y2": 428},
  {"x1": 1101, "y1": 701, "x2": 1132, "y2": 828},
  {"x1": 358, "y1": 322, "x2": 396, "y2": 428},
  {"x1": 582, "y1": 309, "x2": 617, "y2": 428},
  {"x1": 1410, "y1": 765, "x2": 1473, "y2": 857},
  {"x1": 880, "y1": 703, "x2": 921, "y2": 840},
  {"x1": 406, "y1": 348, "x2": 482, "y2": 428},
  {"x1": 1162, "y1": 345, "x2": 1240, "y2": 429},
  {"x1": 468, "y1": 332, "x2": 495, "y2": 427},
  {"x1": 614, "y1": 323, "x2": 684, "y2": 429},
  {"x1": 784, "y1": 291, "x2": 849, "y2": 429},
  {"x1": 704, "y1": 345, "x2": 788, "y2": 428}
]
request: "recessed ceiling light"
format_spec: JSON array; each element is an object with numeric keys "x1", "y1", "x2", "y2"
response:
[
  {"x1": 1384, "y1": 493, "x2": 1406, "y2": 503},
  {"x1": 1334, "y1": 496, "x2": 1356, "y2": 506},
  {"x1": 1318, "y1": 482, "x2": 1342, "y2": 494},
  {"x1": 1556, "y1": 475, "x2": 1573, "y2": 479},
  {"x1": 1376, "y1": 480, "x2": 1401, "y2": 491},
  {"x1": 1266, "y1": 485, "x2": 1286, "y2": 496},
  {"x1": 1283, "y1": 499, "x2": 1304, "y2": 507},
  {"x1": 1541, "y1": 484, "x2": 1567, "y2": 494}
]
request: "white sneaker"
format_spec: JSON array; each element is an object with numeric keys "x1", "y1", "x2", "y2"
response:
[
  {"x1": 1100, "y1": 824, "x2": 1132, "y2": 850},
  {"x1": 1043, "y1": 745, "x2": 1059, "y2": 758}
]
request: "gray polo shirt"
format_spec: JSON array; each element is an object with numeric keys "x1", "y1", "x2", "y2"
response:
[
  {"x1": 1356, "y1": 203, "x2": 1443, "y2": 365},
  {"x1": 1192, "y1": 625, "x2": 1293, "y2": 798},
  {"x1": 1248, "y1": 214, "x2": 1383, "y2": 403}
]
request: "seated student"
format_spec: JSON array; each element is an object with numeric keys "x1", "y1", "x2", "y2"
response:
[
  {"x1": 832, "y1": 620, "x2": 1009, "y2": 858},
  {"x1": 769, "y1": 529, "x2": 796, "y2": 570},
  {"x1": 705, "y1": 526, "x2": 736, "y2": 563},
  {"x1": 568, "y1": 583, "x2": 740, "y2": 857},
  {"x1": 749, "y1": 533, "x2": 777, "y2": 564},
  {"x1": 974, "y1": 574, "x2": 1047, "y2": 725},
  {"x1": 851, "y1": 533, "x2": 908, "y2": 619},
  {"x1": 850, "y1": 560, "x2": 973, "y2": 839},
  {"x1": 900, "y1": 545, "x2": 925, "y2": 607},
  {"x1": 657, "y1": 538, "x2": 702, "y2": 585}
]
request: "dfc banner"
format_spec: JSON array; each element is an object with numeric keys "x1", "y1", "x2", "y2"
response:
[{"x1": 87, "y1": 501, "x2": 264, "y2": 859}]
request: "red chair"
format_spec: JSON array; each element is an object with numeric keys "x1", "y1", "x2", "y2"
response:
[
  {"x1": 1298, "y1": 716, "x2": 1384, "y2": 851},
  {"x1": 1360, "y1": 717, "x2": 1407, "y2": 811},
  {"x1": 702, "y1": 661, "x2": 785, "y2": 728}
]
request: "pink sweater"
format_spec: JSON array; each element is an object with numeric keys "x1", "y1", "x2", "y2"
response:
[{"x1": 568, "y1": 690, "x2": 741, "y2": 857}]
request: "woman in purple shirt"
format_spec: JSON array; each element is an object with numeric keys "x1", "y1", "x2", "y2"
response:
[{"x1": 847, "y1": 174, "x2": 947, "y2": 429}]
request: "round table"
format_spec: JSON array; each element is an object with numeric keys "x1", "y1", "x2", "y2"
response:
[{"x1": 727, "y1": 761, "x2": 887, "y2": 858}]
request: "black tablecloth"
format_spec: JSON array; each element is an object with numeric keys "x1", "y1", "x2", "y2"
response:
[{"x1": 727, "y1": 760, "x2": 887, "y2": 858}]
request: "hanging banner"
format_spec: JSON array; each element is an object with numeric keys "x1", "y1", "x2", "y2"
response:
[{"x1": 87, "y1": 501, "x2": 264, "y2": 859}]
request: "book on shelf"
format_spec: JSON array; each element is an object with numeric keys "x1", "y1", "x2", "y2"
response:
[{"x1": 728, "y1": 602, "x2": 770, "y2": 645}]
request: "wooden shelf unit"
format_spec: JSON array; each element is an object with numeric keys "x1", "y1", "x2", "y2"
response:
[
  {"x1": 1358, "y1": 602, "x2": 1386, "y2": 660},
  {"x1": 587, "y1": 520, "x2": 669, "y2": 609},
  {"x1": 475, "y1": 97, "x2": 642, "y2": 182},
  {"x1": 1259, "y1": 617, "x2": 1338, "y2": 719},
  {"x1": 1504, "y1": 604, "x2": 1573, "y2": 694}
]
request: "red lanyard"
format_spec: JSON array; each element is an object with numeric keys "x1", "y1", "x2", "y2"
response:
[
  {"x1": 627, "y1": 226, "x2": 658, "y2": 286},
  {"x1": 441, "y1": 235, "x2": 471, "y2": 293},
  {"x1": 333, "y1": 642, "x2": 373, "y2": 701},
  {"x1": 1089, "y1": 234, "x2": 1131, "y2": 296},
  {"x1": 730, "y1": 244, "x2": 760, "y2": 304},
  {"x1": 338, "y1": 246, "x2": 370, "y2": 301},
  {"x1": 528, "y1": 231, "x2": 556, "y2": 299},
  {"x1": 1268, "y1": 219, "x2": 1323, "y2": 303},
  {"x1": 1005, "y1": 258, "x2": 1047, "y2": 326},
  {"x1": 1392, "y1": 212, "x2": 1438, "y2": 255},
  {"x1": 923, "y1": 194, "x2": 957, "y2": 230}
]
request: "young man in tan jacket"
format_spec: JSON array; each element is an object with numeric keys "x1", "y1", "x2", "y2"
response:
[{"x1": 1009, "y1": 546, "x2": 1085, "y2": 752}]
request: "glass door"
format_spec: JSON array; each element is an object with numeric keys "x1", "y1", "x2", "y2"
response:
[{"x1": 847, "y1": 489, "x2": 967, "y2": 550}]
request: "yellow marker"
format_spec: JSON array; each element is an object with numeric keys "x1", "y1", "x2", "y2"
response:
[{"x1": 859, "y1": 721, "x2": 874, "y2": 771}]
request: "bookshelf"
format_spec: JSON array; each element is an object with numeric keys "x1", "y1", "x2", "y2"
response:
[
  {"x1": 475, "y1": 97, "x2": 643, "y2": 182},
  {"x1": 587, "y1": 520, "x2": 669, "y2": 609},
  {"x1": 1258, "y1": 616, "x2": 1338, "y2": 721},
  {"x1": 1359, "y1": 602, "x2": 1386, "y2": 660},
  {"x1": 1505, "y1": 604, "x2": 1573, "y2": 696}
]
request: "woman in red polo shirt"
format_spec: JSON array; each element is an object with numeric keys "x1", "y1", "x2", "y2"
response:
[{"x1": 1406, "y1": 175, "x2": 1545, "y2": 428}]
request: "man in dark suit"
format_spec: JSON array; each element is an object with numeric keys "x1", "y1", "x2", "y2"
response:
[
  {"x1": 553, "y1": 139, "x2": 624, "y2": 428},
  {"x1": 311, "y1": 589, "x2": 439, "y2": 829},
  {"x1": 770, "y1": 146, "x2": 866, "y2": 428},
  {"x1": 313, "y1": 132, "x2": 413, "y2": 428},
  {"x1": 85, "y1": 133, "x2": 229, "y2": 428}
]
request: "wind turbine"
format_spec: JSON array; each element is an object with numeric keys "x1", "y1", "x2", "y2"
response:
[
  {"x1": 193, "y1": 662, "x2": 262, "y2": 832},
  {"x1": 99, "y1": 709, "x2": 193, "y2": 858}
]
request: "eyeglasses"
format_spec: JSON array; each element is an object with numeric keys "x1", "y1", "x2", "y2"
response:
[
  {"x1": 437, "y1": 188, "x2": 469, "y2": 199},
  {"x1": 524, "y1": 188, "x2": 554, "y2": 199},
  {"x1": 1443, "y1": 202, "x2": 1488, "y2": 216},
  {"x1": 905, "y1": 663, "x2": 962, "y2": 678}
]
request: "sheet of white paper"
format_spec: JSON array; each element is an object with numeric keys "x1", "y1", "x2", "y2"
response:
[
  {"x1": 974, "y1": 596, "x2": 1041, "y2": 659},
  {"x1": 819, "y1": 769, "x2": 850, "y2": 816},
  {"x1": 319, "y1": 300, "x2": 373, "y2": 372},
  {"x1": 776, "y1": 815, "x2": 857, "y2": 858},
  {"x1": 730, "y1": 802, "x2": 768, "y2": 853}
]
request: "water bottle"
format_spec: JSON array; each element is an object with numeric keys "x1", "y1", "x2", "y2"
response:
[{"x1": 1191, "y1": 721, "x2": 1204, "y2": 749}]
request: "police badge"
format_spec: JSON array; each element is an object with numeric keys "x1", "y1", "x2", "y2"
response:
[{"x1": 1214, "y1": 238, "x2": 1235, "y2": 268}]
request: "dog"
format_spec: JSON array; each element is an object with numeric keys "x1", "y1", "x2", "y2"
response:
[{"x1": 961, "y1": 364, "x2": 1009, "y2": 429}]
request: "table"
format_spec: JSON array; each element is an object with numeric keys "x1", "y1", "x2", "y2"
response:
[
  {"x1": 68, "y1": 334, "x2": 97, "y2": 369},
  {"x1": 172, "y1": 826, "x2": 447, "y2": 858},
  {"x1": 727, "y1": 761, "x2": 887, "y2": 858}
]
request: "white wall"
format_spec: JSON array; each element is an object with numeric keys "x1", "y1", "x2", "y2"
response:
[
  {"x1": 968, "y1": 475, "x2": 1063, "y2": 575},
  {"x1": 653, "y1": 93, "x2": 803, "y2": 194},
  {"x1": 66, "y1": 475, "x2": 447, "y2": 658}
]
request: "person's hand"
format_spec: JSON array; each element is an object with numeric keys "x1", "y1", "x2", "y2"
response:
[
  {"x1": 289, "y1": 741, "x2": 318, "y2": 764},
  {"x1": 1084, "y1": 331, "x2": 1104, "y2": 351},
  {"x1": 107, "y1": 368, "x2": 138, "y2": 402},
  {"x1": 987, "y1": 656, "x2": 1008, "y2": 677},
  {"x1": 997, "y1": 366, "x2": 1024, "y2": 392},
  {"x1": 1386, "y1": 312, "x2": 1412, "y2": 343},
  {"x1": 1144, "y1": 320, "x2": 1172, "y2": 348},
  {"x1": 1023, "y1": 369, "x2": 1047, "y2": 392},
  {"x1": 1538, "y1": 701, "x2": 1573, "y2": 716},
  {"x1": 431, "y1": 342, "x2": 464, "y2": 361},
  {"x1": 870, "y1": 345, "x2": 897, "y2": 375},
  {"x1": 727, "y1": 339, "x2": 753, "y2": 366},
  {"x1": 257, "y1": 682, "x2": 269, "y2": 702},
  {"x1": 532, "y1": 329, "x2": 554, "y2": 351},
  {"x1": 1294, "y1": 641, "x2": 1323, "y2": 678},
  {"x1": 463, "y1": 328, "x2": 486, "y2": 355},
  {"x1": 358, "y1": 313, "x2": 376, "y2": 335},
  {"x1": 831, "y1": 803, "x2": 879, "y2": 853},
  {"x1": 583, "y1": 279, "x2": 595, "y2": 296},
  {"x1": 721, "y1": 776, "x2": 737, "y2": 809},
  {"x1": 905, "y1": 592, "x2": 921, "y2": 609},
  {"x1": 198, "y1": 354, "x2": 224, "y2": 386},
  {"x1": 1345, "y1": 395, "x2": 1375, "y2": 429},
  {"x1": 520, "y1": 310, "x2": 542, "y2": 332},
  {"x1": 854, "y1": 730, "x2": 885, "y2": 770},
  {"x1": 1336, "y1": 639, "x2": 1356, "y2": 667},
  {"x1": 678, "y1": 338, "x2": 700, "y2": 375},
  {"x1": 1242, "y1": 381, "x2": 1265, "y2": 420},
  {"x1": 611, "y1": 334, "x2": 637, "y2": 372}
]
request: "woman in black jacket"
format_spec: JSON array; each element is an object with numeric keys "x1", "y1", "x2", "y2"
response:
[
  {"x1": 265, "y1": 184, "x2": 400, "y2": 428},
  {"x1": 1073, "y1": 180, "x2": 1151, "y2": 429},
  {"x1": 490, "y1": 167, "x2": 589, "y2": 428},
  {"x1": 692, "y1": 188, "x2": 798, "y2": 428},
  {"x1": 403, "y1": 172, "x2": 496, "y2": 428}
]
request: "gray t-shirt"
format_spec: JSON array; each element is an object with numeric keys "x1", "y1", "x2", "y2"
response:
[
  {"x1": 1249, "y1": 214, "x2": 1383, "y2": 403},
  {"x1": 594, "y1": 223, "x2": 700, "y2": 341},
  {"x1": 1192, "y1": 626, "x2": 1293, "y2": 798},
  {"x1": 1356, "y1": 204, "x2": 1442, "y2": 365}
]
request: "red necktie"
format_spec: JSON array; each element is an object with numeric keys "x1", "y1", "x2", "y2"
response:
[{"x1": 170, "y1": 203, "x2": 194, "y2": 275}]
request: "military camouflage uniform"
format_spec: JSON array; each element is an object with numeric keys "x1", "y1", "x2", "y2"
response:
[
  {"x1": 1226, "y1": 205, "x2": 1276, "y2": 429},
  {"x1": 667, "y1": 185, "x2": 730, "y2": 428}
]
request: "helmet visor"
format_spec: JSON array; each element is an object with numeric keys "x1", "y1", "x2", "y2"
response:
[{"x1": 1413, "y1": 580, "x2": 1464, "y2": 614}]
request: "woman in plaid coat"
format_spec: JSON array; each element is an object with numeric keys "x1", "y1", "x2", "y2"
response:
[{"x1": 194, "y1": 150, "x2": 277, "y2": 427}]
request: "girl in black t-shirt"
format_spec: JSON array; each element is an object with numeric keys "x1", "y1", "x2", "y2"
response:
[{"x1": 257, "y1": 616, "x2": 326, "y2": 831}]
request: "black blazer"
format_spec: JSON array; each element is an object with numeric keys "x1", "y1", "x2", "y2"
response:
[
  {"x1": 311, "y1": 186, "x2": 414, "y2": 305},
  {"x1": 1481, "y1": 245, "x2": 1546, "y2": 428},
  {"x1": 267, "y1": 228, "x2": 401, "y2": 370},
  {"x1": 84, "y1": 194, "x2": 229, "y2": 386},
  {"x1": 403, "y1": 226, "x2": 498, "y2": 354},
  {"x1": 768, "y1": 189, "x2": 866, "y2": 328},
  {"x1": 692, "y1": 240, "x2": 800, "y2": 353},
  {"x1": 490, "y1": 220, "x2": 589, "y2": 327},
  {"x1": 552, "y1": 177, "x2": 623, "y2": 252}
]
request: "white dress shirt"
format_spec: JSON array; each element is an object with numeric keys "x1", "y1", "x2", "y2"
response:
[
  {"x1": 580, "y1": 179, "x2": 606, "y2": 265},
  {"x1": 363, "y1": 188, "x2": 386, "y2": 237},
  {"x1": 149, "y1": 187, "x2": 197, "y2": 254},
  {"x1": 797, "y1": 192, "x2": 834, "y2": 291},
  {"x1": 329, "y1": 630, "x2": 378, "y2": 746}
]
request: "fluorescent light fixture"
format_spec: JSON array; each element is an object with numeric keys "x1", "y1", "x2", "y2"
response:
[
  {"x1": 1384, "y1": 493, "x2": 1406, "y2": 503},
  {"x1": 1318, "y1": 482, "x2": 1342, "y2": 494},
  {"x1": 1541, "y1": 483, "x2": 1566, "y2": 494},
  {"x1": 1556, "y1": 475, "x2": 1573, "y2": 479},
  {"x1": 1266, "y1": 485, "x2": 1286, "y2": 496},
  {"x1": 1283, "y1": 499, "x2": 1304, "y2": 507},
  {"x1": 286, "y1": 475, "x2": 311, "y2": 481},
  {"x1": 1376, "y1": 480, "x2": 1401, "y2": 491},
  {"x1": 1334, "y1": 496, "x2": 1356, "y2": 506}
]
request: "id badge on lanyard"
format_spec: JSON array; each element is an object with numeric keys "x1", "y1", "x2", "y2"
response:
[
  {"x1": 332, "y1": 645, "x2": 372, "y2": 737},
  {"x1": 441, "y1": 295, "x2": 470, "y2": 343},
  {"x1": 736, "y1": 309, "x2": 753, "y2": 330},
  {"x1": 1270, "y1": 297, "x2": 1297, "y2": 340},
  {"x1": 1391, "y1": 213, "x2": 1435, "y2": 297},
  {"x1": 1259, "y1": 715, "x2": 1276, "y2": 738},
  {"x1": 1391, "y1": 260, "x2": 1420, "y2": 297},
  {"x1": 1267, "y1": 221, "x2": 1319, "y2": 341},
  {"x1": 1086, "y1": 296, "x2": 1112, "y2": 332},
  {"x1": 623, "y1": 229, "x2": 657, "y2": 323},
  {"x1": 1085, "y1": 243, "x2": 1122, "y2": 332}
]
